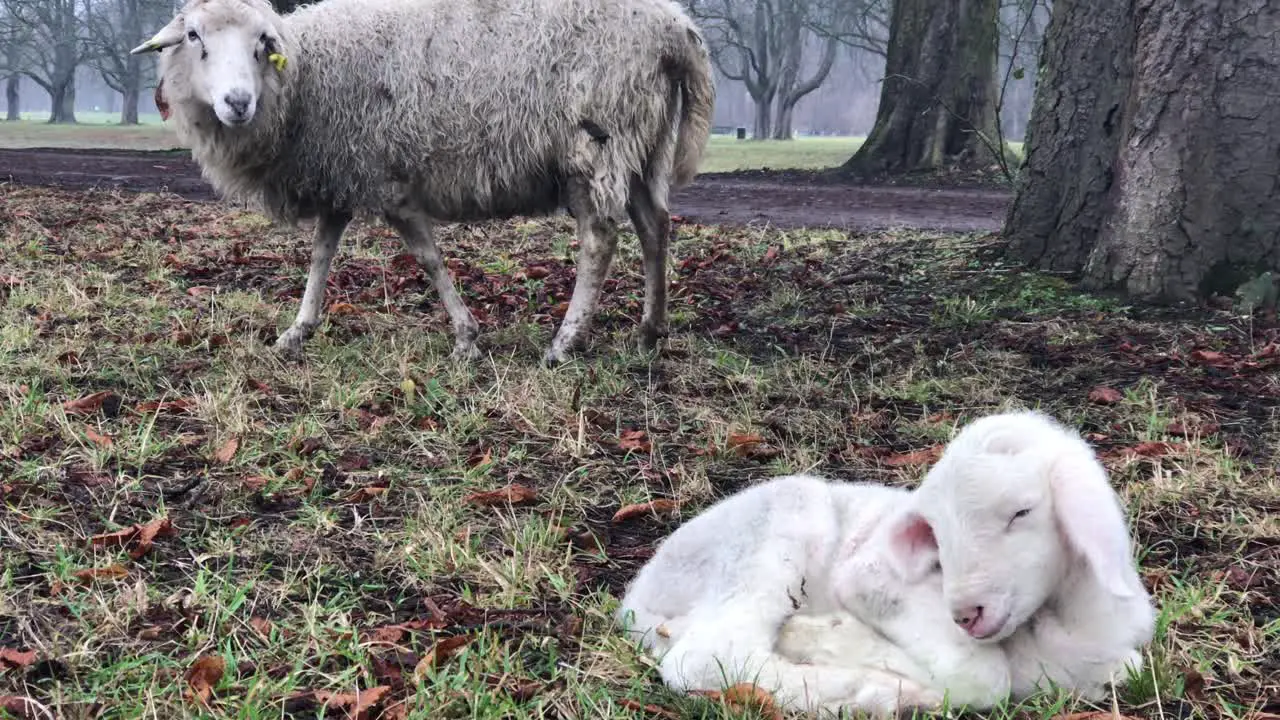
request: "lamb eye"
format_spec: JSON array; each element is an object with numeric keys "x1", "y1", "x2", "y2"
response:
[
  {"x1": 1008, "y1": 508, "x2": 1032, "y2": 526},
  {"x1": 187, "y1": 29, "x2": 199, "y2": 42}
]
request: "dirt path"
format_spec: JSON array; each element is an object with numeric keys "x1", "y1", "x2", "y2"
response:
[{"x1": 0, "y1": 147, "x2": 1012, "y2": 232}]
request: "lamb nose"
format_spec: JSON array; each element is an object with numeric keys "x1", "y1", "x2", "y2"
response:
[{"x1": 953, "y1": 605, "x2": 984, "y2": 632}]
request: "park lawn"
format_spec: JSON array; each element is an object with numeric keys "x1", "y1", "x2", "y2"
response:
[{"x1": 0, "y1": 185, "x2": 1276, "y2": 719}]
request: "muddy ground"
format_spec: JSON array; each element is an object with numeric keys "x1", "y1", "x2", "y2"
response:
[{"x1": 0, "y1": 147, "x2": 1012, "y2": 233}]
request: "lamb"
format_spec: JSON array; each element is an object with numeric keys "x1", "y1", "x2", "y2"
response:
[
  {"x1": 614, "y1": 473, "x2": 1011, "y2": 716},
  {"x1": 130, "y1": 0, "x2": 714, "y2": 364},
  {"x1": 773, "y1": 409, "x2": 1157, "y2": 704}
]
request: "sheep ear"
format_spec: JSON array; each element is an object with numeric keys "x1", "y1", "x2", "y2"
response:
[
  {"x1": 1047, "y1": 448, "x2": 1138, "y2": 598},
  {"x1": 131, "y1": 17, "x2": 185, "y2": 55},
  {"x1": 885, "y1": 511, "x2": 939, "y2": 582}
]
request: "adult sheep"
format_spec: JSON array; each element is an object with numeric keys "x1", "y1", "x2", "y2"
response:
[{"x1": 131, "y1": 0, "x2": 714, "y2": 364}]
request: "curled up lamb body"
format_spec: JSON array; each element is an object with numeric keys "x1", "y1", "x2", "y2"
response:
[
  {"x1": 131, "y1": 0, "x2": 714, "y2": 364},
  {"x1": 616, "y1": 410, "x2": 1157, "y2": 715}
]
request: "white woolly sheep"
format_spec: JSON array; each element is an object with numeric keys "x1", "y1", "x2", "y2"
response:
[
  {"x1": 131, "y1": 0, "x2": 714, "y2": 364},
  {"x1": 614, "y1": 473, "x2": 1008, "y2": 716},
  {"x1": 889, "y1": 409, "x2": 1157, "y2": 700}
]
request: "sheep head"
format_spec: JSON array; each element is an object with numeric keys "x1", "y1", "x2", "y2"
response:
[
  {"x1": 131, "y1": 0, "x2": 290, "y2": 129},
  {"x1": 889, "y1": 410, "x2": 1143, "y2": 644}
]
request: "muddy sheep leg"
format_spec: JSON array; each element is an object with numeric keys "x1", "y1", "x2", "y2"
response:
[
  {"x1": 384, "y1": 203, "x2": 481, "y2": 360},
  {"x1": 275, "y1": 210, "x2": 351, "y2": 356},
  {"x1": 544, "y1": 182, "x2": 619, "y2": 366},
  {"x1": 626, "y1": 175, "x2": 672, "y2": 353}
]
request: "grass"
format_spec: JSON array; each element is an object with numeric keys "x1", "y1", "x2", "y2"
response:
[{"x1": 0, "y1": 185, "x2": 1277, "y2": 719}]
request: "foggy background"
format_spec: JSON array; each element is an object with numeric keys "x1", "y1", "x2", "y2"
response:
[{"x1": 2, "y1": 0, "x2": 1048, "y2": 140}]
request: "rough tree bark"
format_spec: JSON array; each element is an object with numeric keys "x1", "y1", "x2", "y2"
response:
[
  {"x1": 842, "y1": 0, "x2": 1001, "y2": 175},
  {"x1": 4, "y1": 75, "x2": 17, "y2": 120},
  {"x1": 1004, "y1": 0, "x2": 1280, "y2": 301}
]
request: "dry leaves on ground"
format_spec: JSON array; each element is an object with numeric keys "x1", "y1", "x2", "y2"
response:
[
  {"x1": 692, "y1": 683, "x2": 783, "y2": 720},
  {"x1": 463, "y1": 484, "x2": 538, "y2": 507},
  {"x1": 414, "y1": 635, "x2": 472, "y2": 679},
  {"x1": 87, "y1": 515, "x2": 177, "y2": 559},
  {"x1": 612, "y1": 499, "x2": 680, "y2": 524},
  {"x1": 185, "y1": 654, "x2": 225, "y2": 706}
]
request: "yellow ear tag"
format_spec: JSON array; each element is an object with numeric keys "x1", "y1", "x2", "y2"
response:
[{"x1": 268, "y1": 52, "x2": 287, "y2": 71}]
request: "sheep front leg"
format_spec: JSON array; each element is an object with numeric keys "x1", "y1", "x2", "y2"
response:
[
  {"x1": 385, "y1": 206, "x2": 481, "y2": 360},
  {"x1": 275, "y1": 211, "x2": 351, "y2": 356},
  {"x1": 545, "y1": 207, "x2": 618, "y2": 366},
  {"x1": 627, "y1": 177, "x2": 671, "y2": 353}
]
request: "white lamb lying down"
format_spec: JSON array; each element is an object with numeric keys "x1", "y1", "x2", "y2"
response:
[
  {"x1": 616, "y1": 410, "x2": 1157, "y2": 715},
  {"x1": 615, "y1": 474, "x2": 1009, "y2": 716}
]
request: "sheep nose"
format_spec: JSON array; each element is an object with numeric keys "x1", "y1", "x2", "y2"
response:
[
  {"x1": 224, "y1": 90, "x2": 251, "y2": 118},
  {"x1": 953, "y1": 605, "x2": 984, "y2": 633}
]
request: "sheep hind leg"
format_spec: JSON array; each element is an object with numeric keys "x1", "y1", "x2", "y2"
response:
[
  {"x1": 384, "y1": 205, "x2": 481, "y2": 360},
  {"x1": 275, "y1": 210, "x2": 351, "y2": 356},
  {"x1": 627, "y1": 175, "x2": 671, "y2": 354},
  {"x1": 544, "y1": 186, "x2": 618, "y2": 366}
]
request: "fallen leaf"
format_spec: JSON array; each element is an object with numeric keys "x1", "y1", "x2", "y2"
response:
[
  {"x1": 337, "y1": 452, "x2": 373, "y2": 472},
  {"x1": 0, "y1": 696, "x2": 38, "y2": 718},
  {"x1": 284, "y1": 687, "x2": 392, "y2": 719},
  {"x1": 329, "y1": 302, "x2": 361, "y2": 315},
  {"x1": 881, "y1": 445, "x2": 943, "y2": 467},
  {"x1": 725, "y1": 432, "x2": 763, "y2": 456},
  {"x1": 88, "y1": 516, "x2": 177, "y2": 559},
  {"x1": 212, "y1": 437, "x2": 239, "y2": 464},
  {"x1": 762, "y1": 246, "x2": 780, "y2": 262},
  {"x1": 136, "y1": 398, "x2": 196, "y2": 414},
  {"x1": 1182, "y1": 668, "x2": 1206, "y2": 699},
  {"x1": 1126, "y1": 441, "x2": 1182, "y2": 458},
  {"x1": 292, "y1": 436, "x2": 325, "y2": 456},
  {"x1": 692, "y1": 683, "x2": 783, "y2": 720},
  {"x1": 618, "y1": 429, "x2": 652, "y2": 453},
  {"x1": 248, "y1": 617, "x2": 274, "y2": 639},
  {"x1": 1167, "y1": 421, "x2": 1220, "y2": 437},
  {"x1": 618, "y1": 698, "x2": 680, "y2": 719},
  {"x1": 0, "y1": 648, "x2": 37, "y2": 671},
  {"x1": 464, "y1": 484, "x2": 538, "y2": 506},
  {"x1": 1189, "y1": 349, "x2": 1234, "y2": 368},
  {"x1": 185, "y1": 654, "x2": 225, "y2": 706},
  {"x1": 344, "y1": 485, "x2": 389, "y2": 503},
  {"x1": 187, "y1": 285, "x2": 215, "y2": 297},
  {"x1": 84, "y1": 426, "x2": 114, "y2": 449},
  {"x1": 242, "y1": 475, "x2": 270, "y2": 491},
  {"x1": 247, "y1": 377, "x2": 273, "y2": 394},
  {"x1": 62, "y1": 390, "x2": 117, "y2": 415},
  {"x1": 1087, "y1": 386, "x2": 1123, "y2": 404},
  {"x1": 414, "y1": 636, "x2": 471, "y2": 679},
  {"x1": 72, "y1": 564, "x2": 128, "y2": 585},
  {"x1": 612, "y1": 499, "x2": 680, "y2": 524},
  {"x1": 524, "y1": 266, "x2": 551, "y2": 280},
  {"x1": 1050, "y1": 713, "x2": 1143, "y2": 720}
]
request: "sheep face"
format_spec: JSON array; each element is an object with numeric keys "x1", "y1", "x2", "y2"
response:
[
  {"x1": 890, "y1": 411, "x2": 1138, "y2": 645},
  {"x1": 131, "y1": 0, "x2": 287, "y2": 128}
]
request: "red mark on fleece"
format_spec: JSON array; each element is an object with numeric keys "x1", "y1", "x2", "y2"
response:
[{"x1": 155, "y1": 79, "x2": 171, "y2": 121}]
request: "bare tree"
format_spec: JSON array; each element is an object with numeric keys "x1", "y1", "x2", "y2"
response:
[
  {"x1": 3, "y1": 0, "x2": 94, "y2": 123},
  {"x1": 686, "y1": 0, "x2": 881, "y2": 139},
  {"x1": 86, "y1": 0, "x2": 168, "y2": 124},
  {"x1": 841, "y1": 0, "x2": 1002, "y2": 175},
  {"x1": 1004, "y1": 0, "x2": 1280, "y2": 303},
  {"x1": 1, "y1": 5, "x2": 28, "y2": 120}
]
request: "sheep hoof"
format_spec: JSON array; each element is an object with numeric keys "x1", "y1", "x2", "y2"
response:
[
  {"x1": 450, "y1": 341, "x2": 481, "y2": 362},
  {"x1": 542, "y1": 346, "x2": 571, "y2": 367},
  {"x1": 274, "y1": 326, "x2": 312, "y2": 356}
]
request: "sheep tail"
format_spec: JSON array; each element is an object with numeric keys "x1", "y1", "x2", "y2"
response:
[{"x1": 670, "y1": 26, "x2": 715, "y2": 189}]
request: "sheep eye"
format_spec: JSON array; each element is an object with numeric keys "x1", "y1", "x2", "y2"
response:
[
  {"x1": 187, "y1": 29, "x2": 199, "y2": 42},
  {"x1": 1008, "y1": 507, "x2": 1032, "y2": 528}
]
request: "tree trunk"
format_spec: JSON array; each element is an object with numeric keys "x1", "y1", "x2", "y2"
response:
[
  {"x1": 773, "y1": 104, "x2": 795, "y2": 140},
  {"x1": 842, "y1": 0, "x2": 1001, "y2": 175},
  {"x1": 1003, "y1": 0, "x2": 1280, "y2": 302},
  {"x1": 49, "y1": 79, "x2": 77, "y2": 123},
  {"x1": 752, "y1": 94, "x2": 773, "y2": 140},
  {"x1": 4, "y1": 75, "x2": 18, "y2": 121},
  {"x1": 120, "y1": 61, "x2": 141, "y2": 125}
]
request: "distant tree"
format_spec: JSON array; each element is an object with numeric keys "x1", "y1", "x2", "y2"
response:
[
  {"x1": 841, "y1": 0, "x2": 1001, "y2": 175},
  {"x1": 0, "y1": 5, "x2": 27, "y2": 120},
  {"x1": 87, "y1": 0, "x2": 168, "y2": 124},
  {"x1": 3, "y1": 0, "x2": 93, "y2": 123},
  {"x1": 686, "y1": 0, "x2": 886, "y2": 140},
  {"x1": 1004, "y1": 0, "x2": 1280, "y2": 303}
]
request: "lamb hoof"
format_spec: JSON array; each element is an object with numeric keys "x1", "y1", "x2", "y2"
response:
[{"x1": 542, "y1": 346, "x2": 570, "y2": 367}]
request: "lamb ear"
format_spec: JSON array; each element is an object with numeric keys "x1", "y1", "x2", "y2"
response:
[
  {"x1": 131, "y1": 17, "x2": 185, "y2": 55},
  {"x1": 885, "y1": 510, "x2": 939, "y2": 582},
  {"x1": 1047, "y1": 447, "x2": 1138, "y2": 598}
]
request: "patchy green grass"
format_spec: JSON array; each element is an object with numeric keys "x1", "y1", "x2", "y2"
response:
[
  {"x1": 0, "y1": 186, "x2": 1276, "y2": 719},
  {"x1": 0, "y1": 115, "x2": 180, "y2": 151},
  {"x1": 699, "y1": 135, "x2": 865, "y2": 173}
]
